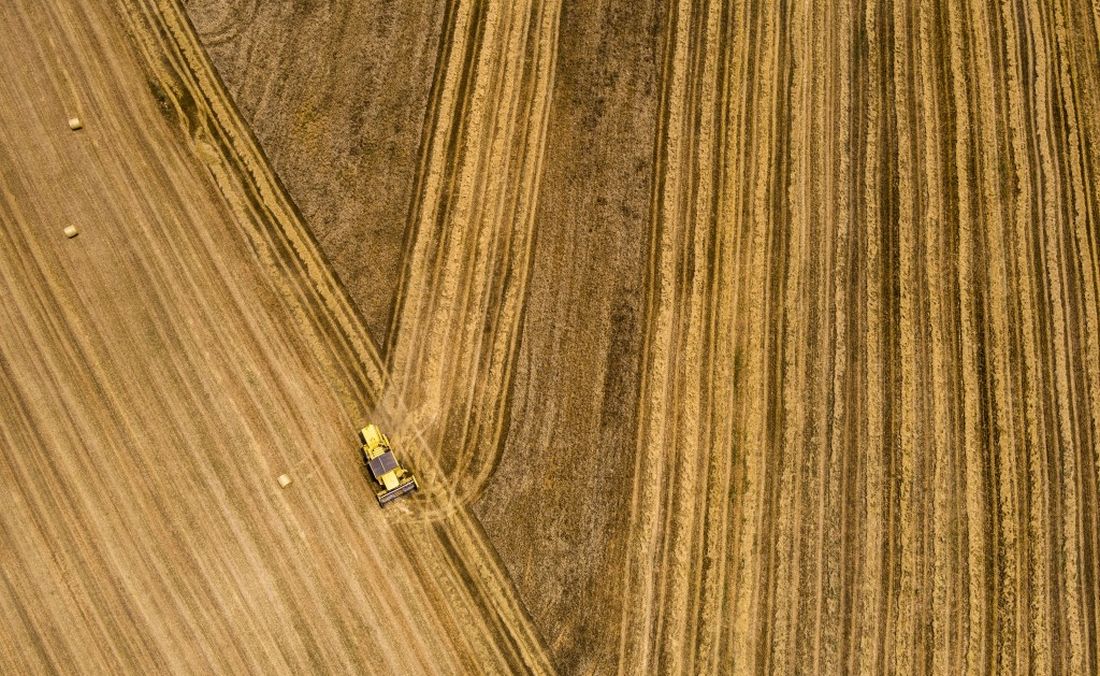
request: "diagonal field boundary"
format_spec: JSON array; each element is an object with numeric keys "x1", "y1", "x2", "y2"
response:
[{"x1": 114, "y1": 0, "x2": 557, "y2": 671}]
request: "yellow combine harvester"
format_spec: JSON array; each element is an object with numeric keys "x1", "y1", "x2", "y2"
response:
[{"x1": 359, "y1": 424, "x2": 418, "y2": 506}]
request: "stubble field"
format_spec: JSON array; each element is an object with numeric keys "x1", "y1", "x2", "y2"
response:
[{"x1": 2, "y1": 0, "x2": 1099, "y2": 673}]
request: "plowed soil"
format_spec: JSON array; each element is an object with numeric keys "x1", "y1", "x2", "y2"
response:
[{"x1": 4, "y1": 0, "x2": 1100, "y2": 673}]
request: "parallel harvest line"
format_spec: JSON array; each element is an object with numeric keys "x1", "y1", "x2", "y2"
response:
[
  {"x1": 380, "y1": 0, "x2": 562, "y2": 508},
  {"x1": 0, "y1": 1, "x2": 456, "y2": 669},
  {"x1": 115, "y1": 0, "x2": 556, "y2": 671},
  {"x1": 619, "y1": 1, "x2": 1100, "y2": 673}
]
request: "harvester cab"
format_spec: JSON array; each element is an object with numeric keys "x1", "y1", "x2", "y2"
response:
[{"x1": 359, "y1": 424, "x2": 418, "y2": 506}]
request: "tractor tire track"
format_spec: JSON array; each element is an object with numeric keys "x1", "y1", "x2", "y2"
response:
[{"x1": 380, "y1": 0, "x2": 562, "y2": 509}]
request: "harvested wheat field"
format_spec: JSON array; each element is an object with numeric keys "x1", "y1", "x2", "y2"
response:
[{"x1": 2, "y1": 0, "x2": 1098, "y2": 672}]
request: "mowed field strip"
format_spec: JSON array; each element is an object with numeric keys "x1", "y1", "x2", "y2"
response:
[
  {"x1": 0, "y1": 0, "x2": 551, "y2": 672},
  {"x1": 187, "y1": 0, "x2": 1100, "y2": 673},
  {"x1": 2, "y1": 0, "x2": 1099, "y2": 673},
  {"x1": 617, "y1": 0, "x2": 1100, "y2": 672}
]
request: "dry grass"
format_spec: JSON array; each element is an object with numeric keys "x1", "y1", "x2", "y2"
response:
[
  {"x1": 3, "y1": 0, "x2": 1099, "y2": 673},
  {"x1": 0, "y1": 0, "x2": 547, "y2": 671}
]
